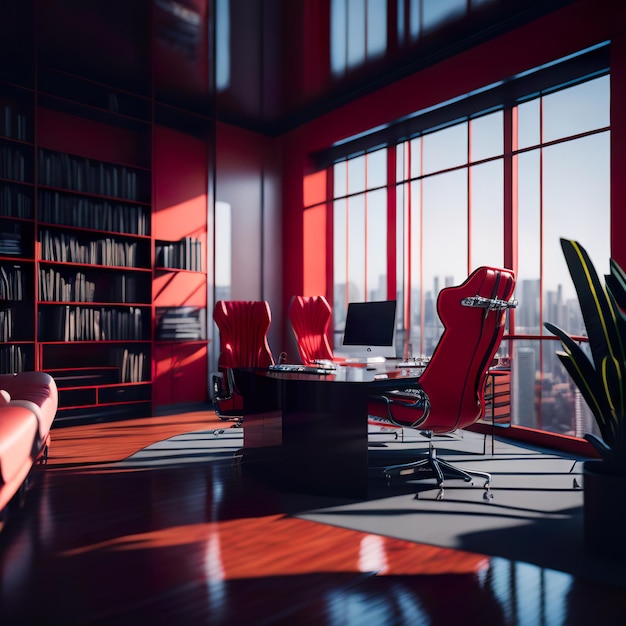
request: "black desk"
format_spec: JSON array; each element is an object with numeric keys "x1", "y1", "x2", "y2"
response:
[{"x1": 233, "y1": 366, "x2": 420, "y2": 498}]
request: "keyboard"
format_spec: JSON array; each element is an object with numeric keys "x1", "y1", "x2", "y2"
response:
[
  {"x1": 268, "y1": 364, "x2": 334, "y2": 375},
  {"x1": 396, "y1": 358, "x2": 429, "y2": 368},
  {"x1": 312, "y1": 359, "x2": 337, "y2": 370}
]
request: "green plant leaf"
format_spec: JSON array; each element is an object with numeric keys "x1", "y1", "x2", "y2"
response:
[
  {"x1": 545, "y1": 240, "x2": 626, "y2": 473},
  {"x1": 605, "y1": 274, "x2": 626, "y2": 376},
  {"x1": 606, "y1": 287, "x2": 626, "y2": 352},
  {"x1": 600, "y1": 354, "x2": 624, "y2": 417},
  {"x1": 560, "y1": 239, "x2": 620, "y2": 369},
  {"x1": 553, "y1": 349, "x2": 612, "y2": 443},
  {"x1": 606, "y1": 257, "x2": 626, "y2": 310},
  {"x1": 544, "y1": 321, "x2": 601, "y2": 394},
  {"x1": 599, "y1": 354, "x2": 624, "y2": 448}
]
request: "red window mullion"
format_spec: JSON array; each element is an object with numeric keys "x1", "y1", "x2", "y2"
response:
[
  {"x1": 468, "y1": 120, "x2": 473, "y2": 273},
  {"x1": 387, "y1": 147, "x2": 397, "y2": 303}
]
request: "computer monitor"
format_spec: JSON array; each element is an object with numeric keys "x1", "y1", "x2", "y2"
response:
[{"x1": 337, "y1": 300, "x2": 397, "y2": 359}]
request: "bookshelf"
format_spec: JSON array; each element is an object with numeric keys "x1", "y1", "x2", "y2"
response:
[
  {"x1": 34, "y1": 78, "x2": 154, "y2": 424},
  {"x1": 0, "y1": 79, "x2": 35, "y2": 376},
  {"x1": 0, "y1": 0, "x2": 213, "y2": 424},
  {"x1": 152, "y1": 121, "x2": 209, "y2": 407}
]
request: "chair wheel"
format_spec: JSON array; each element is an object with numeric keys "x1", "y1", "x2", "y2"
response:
[
  {"x1": 436, "y1": 487, "x2": 444, "y2": 500},
  {"x1": 483, "y1": 490, "x2": 494, "y2": 501}
]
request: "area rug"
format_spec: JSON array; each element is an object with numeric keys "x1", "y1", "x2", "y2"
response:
[
  {"x1": 305, "y1": 432, "x2": 626, "y2": 587},
  {"x1": 119, "y1": 427, "x2": 626, "y2": 588},
  {"x1": 115, "y1": 428, "x2": 244, "y2": 467}
]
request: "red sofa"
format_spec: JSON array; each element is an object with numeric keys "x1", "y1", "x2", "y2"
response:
[{"x1": 0, "y1": 371, "x2": 58, "y2": 528}]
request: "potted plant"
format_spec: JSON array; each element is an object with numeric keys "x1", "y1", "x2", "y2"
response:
[{"x1": 544, "y1": 238, "x2": 626, "y2": 558}]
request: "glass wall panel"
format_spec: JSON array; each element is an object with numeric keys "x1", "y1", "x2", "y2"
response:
[
  {"x1": 396, "y1": 182, "x2": 408, "y2": 353},
  {"x1": 516, "y1": 149, "x2": 541, "y2": 334},
  {"x1": 348, "y1": 154, "x2": 366, "y2": 194},
  {"x1": 542, "y1": 132, "x2": 610, "y2": 332},
  {"x1": 543, "y1": 75, "x2": 610, "y2": 143},
  {"x1": 511, "y1": 338, "x2": 599, "y2": 437},
  {"x1": 334, "y1": 160, "x2": 347, "y2": 197},
  {"x1": 517, "y1": 98, "x2": 540, "y2": 150},
  {"x1": 366, "y1": 188, "x2": 388, "y2": 300},
  {"x1": 422, "y1": 169, "x2": 467, "y2": 353},
  {"x1": 396, "y1": 141, "x2": 408, "y2": 180},
  {"x1": 470, "y1": 111, "x2": 503, "y2": 162},
  {"x1": 347, "y1": 194, "x2": 366, "y2": 301},
  {"x1": 470, "y1": 159, "x2": 503, "y2": 269},
  {"x1": 422, "y1": 122, "x2": 467, "y2": 174},
  {"x1": 409, "y1": 136, "x2": 422, "y2": 179},
  {"x1": 333, "y1": 197, "x2": 347, "y2": 319},
  {"x1": 367, "y1": 147, "x2": 387, "y2": 189},
  {"x1": 511, "y1": 338, "x2": 539, "y2": 429},
  {"x1": 409, "y1": 179, "x2": 422, "y2": 354}
]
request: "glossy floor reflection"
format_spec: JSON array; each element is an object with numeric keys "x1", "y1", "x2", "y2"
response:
[{"x1": 1, "y1": 411, "x2": 625, "y2": 625}]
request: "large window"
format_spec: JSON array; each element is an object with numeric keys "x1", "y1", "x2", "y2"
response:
[
  {"x1": 395, "y1": 110, "x2": 506, "y2": 357},
  {"x1": 307, "y1": 57, "x2": 610, "y2": 438},
  {"x1": 333, "y1": 148, "x2": 388, "y2": 343},
  {"x1": 512, "y1": 75, "x2": 610, "y2": 435}
]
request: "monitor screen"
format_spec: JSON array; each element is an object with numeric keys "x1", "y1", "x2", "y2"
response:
[{"x1": 338, "y1": 300, "x2": 397, "y2": 359}]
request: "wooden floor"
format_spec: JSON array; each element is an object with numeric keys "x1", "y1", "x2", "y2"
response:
[{"x1": 1, "y1": 410, "x2": 626, "y2": 625}]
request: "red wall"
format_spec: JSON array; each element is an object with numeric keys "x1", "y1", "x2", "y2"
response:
[
  {"x1": 280, "y1": 0, "x2": 626, "y2": 317},
  {"x1": 216, "y1": 121, "x2": 283, "y2": 355}
]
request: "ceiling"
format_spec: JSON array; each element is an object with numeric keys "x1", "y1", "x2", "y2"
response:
[
  {"x1": 16, "y1": 0, "x2": 574, "y2": 136},
  {"x1": 217, "y1": 0, "x2": 574, "y2": 135}
]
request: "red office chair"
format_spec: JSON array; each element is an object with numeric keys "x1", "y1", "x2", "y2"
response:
[
  {"x1": 212, "y1": 300, "x2": 274, "y2": 424},
  {"x1": 369, "y1": 266, "x2": 517, "y2": 500},
  {"x1": 288, "y1": 295, "x2": 334, "y2": 364}
]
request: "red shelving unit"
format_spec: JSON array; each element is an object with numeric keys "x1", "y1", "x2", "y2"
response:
[
  {"x1": 0, "y1": 0, "x2": 214, "y2": 424},
  {"x1": 152, "y1": 122, "x2": 209, "y2": 408}
]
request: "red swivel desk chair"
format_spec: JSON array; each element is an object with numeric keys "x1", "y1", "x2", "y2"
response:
[
  {"x1": 369, "y1": 266, "x2": 517, "y2": 500},
  {"x1": 288, "y1": 295, "x2": 334, "y2": 365},
  {"x1": 289, "y1": 294, "x2": 404, "y2": 439},
  {"x1": 212, "y1": 300, "x2": 274, "y2": 425}
]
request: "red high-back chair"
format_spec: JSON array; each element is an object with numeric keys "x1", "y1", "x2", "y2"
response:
[
  {"x1": 212, "y1": 300, "x2": 274, "y2": 423},
  {"x1": 370, "y1": 266, "x2": 517, "y2": 500},
  {"x1": 288, "y1": 295, "x2": 334, "y2": 365}
]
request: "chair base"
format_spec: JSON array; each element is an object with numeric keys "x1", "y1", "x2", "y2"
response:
[
  {"x1": 216, "y1": 413, "x2": 243, "y2": 425},
  {"x1": 213, "y1": 404, "x2": 243, "y2": 433},
  {"x1": 383, "y1": 443, "x2": 493, "y2": 501},
  {"x1": 213, "y1": 414, "x2": 243, "y2": 433}
]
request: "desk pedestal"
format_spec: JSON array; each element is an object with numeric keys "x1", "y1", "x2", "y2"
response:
[{"x1": 234, "y1": 370, "x2": 375, "y2": 498}]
